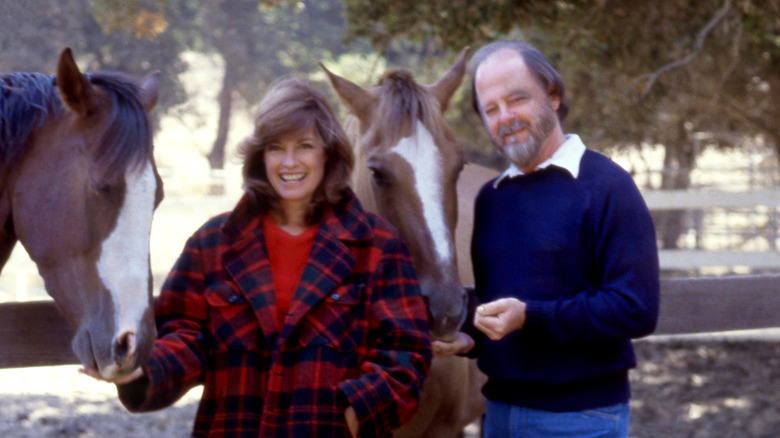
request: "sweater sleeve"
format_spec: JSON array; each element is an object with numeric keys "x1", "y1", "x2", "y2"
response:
[
  {"x1": 118, "y1": 233, "x2": 210, "y2": 412},
  {"x1": 337, "y1": 234, "x2": 432, "y2": 437},
  {"x1": 458, "y1": 286, "x2": 487, "y2": 359},
  {"x1": 523, "y1": 171, "x2": 660, "y2": 345}
]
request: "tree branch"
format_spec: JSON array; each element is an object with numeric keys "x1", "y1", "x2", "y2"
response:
[{"x1": 636, "y1": 0, "x2": 732, "y2": 99}]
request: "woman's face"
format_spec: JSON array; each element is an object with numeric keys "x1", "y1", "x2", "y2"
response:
[{"x1": 264, "y1": 128, "x2": 327, "y2": 212}]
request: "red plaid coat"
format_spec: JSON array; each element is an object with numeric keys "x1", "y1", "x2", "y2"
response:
[{"x1": 118, "y1": 190, "x2": 432, "y2": 437}]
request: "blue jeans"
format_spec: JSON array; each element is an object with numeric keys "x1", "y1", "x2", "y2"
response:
[{"x1": 483, "y1": 399, "x2": 630, "y2": 438}]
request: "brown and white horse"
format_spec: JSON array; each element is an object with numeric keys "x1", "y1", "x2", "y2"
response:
[
  {"x1": 322, "y1": 49, "x2": 499, "y2": 437},
  {"x1": 0, "y1": 48, "x2": 162, "y2": 379}
]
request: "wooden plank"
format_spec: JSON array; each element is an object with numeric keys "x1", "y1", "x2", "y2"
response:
[
  {"x1": 0, "y1": 300, "x2": 78, "y2": 368},
  {"x1": 659, "y1": 250, "x2": 780, "y2": 270},
  {"x1": 2, "y1": 275, "x2": 780, "y2": 368},
  {"x1": 655, "y1": 275, "x2": 780, "y2": 334},
  {"x1": 642, "y1": 189, "x2": 780, "y2": 209}
]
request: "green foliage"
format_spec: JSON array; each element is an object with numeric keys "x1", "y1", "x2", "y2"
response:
[
  {"x1": 155, "y1": 0, "x2": 352, "y2": 102},
  {"x1": 89, "y1": 0, "x2": 171, "y2": 39},
  {"x1": 342, "y1": 0, "x2": 532, "y2": 52},
  {"x1": 0, "y1": 0, "x2": 191, "y2": 113},
  {"x1": 5, "y1": 0, "x2": 777, "y2": 177},
  {"x1": 342, "y1": 0, "x2": 780, "y2": 175}
]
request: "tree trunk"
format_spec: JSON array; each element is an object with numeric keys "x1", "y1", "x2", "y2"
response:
[
  {"x1": 767, "y1": 71, "x2": 780, "y2": 167},
  {"x1": 654, "y1": 122, "x2": 696, "y2": 250},
  {"x1": 207, "y1": 60, "x2": 236, "y2": 170}
]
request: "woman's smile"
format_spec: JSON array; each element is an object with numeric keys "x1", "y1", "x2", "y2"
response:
[{"x1": 279, "y1": 172, "x2": 307, "y2": 183}]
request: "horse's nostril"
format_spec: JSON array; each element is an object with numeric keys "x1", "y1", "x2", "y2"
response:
[{"x1": 114, "y1": 331, "x2": 137, "y2": 365}]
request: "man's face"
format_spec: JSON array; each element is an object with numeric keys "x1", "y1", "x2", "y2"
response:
[{"x1": 475, "y1": 49, "x2": 559, "y2": 172}]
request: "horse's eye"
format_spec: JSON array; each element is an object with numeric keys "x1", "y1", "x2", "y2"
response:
[
  {"x1": 96, "y1": 183, "x2": 113, "y2": 196},
  {"x1": 368, "y1": 166, "x2": 388, "y2": 187},
  {"x1": 95, "y1": 182, "x2": 119, "y2": 200}
]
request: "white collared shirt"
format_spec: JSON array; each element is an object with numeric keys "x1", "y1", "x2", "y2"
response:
[{"x1": 493, "y1": 134, "x2": 587, "y2": 188}]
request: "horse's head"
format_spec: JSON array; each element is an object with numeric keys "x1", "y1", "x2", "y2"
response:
[
  {"x1": 322, "y1": 48, "x2": 469, "y2": 341},
  {"x1": 0, "y1": 48, "x2": 162, "y2": 379}
]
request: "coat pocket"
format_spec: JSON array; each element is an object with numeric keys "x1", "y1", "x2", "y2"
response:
[
  {"x1": 204, "y1": 282, "x2": 261, "y2": 351},
  {"x1": 296, "y1": 283, "x2": 366, "y2": 353}
]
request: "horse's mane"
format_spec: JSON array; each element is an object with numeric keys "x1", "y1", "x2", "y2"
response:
[
  {"x1": 0, "y1": 71, "x2": 153, "y2": 176},
  {"x1": 375, "y1": 69, "x2": 456, "y2": 148},
  {"x1": 0, "y1": 73, "x2": 61, "y2": 170}
]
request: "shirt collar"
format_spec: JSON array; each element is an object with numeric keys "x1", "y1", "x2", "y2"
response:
[{"x1": 493, "y1": 134, "x2": 587, "y2": 188}]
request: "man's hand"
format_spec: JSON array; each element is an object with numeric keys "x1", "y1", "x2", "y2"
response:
[
  {"x1": 474, "y1": 297, "x2": 526, "y2": 341},
  {"x1": 432, "y1": 332, "x2": 475, "y2": 358}
]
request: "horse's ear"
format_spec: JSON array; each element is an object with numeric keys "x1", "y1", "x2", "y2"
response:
[
  {"x1": 426, "y1": 46, "x2": 469, "y2": 113},
  {"x1": 56, "y1": 47, "x2": 98, "y2": 116},
  {"x1": 139, "y1": 71, "x2": 160, "y2": 112},
  {"x1": 319, "y1": 62, "x2": 376, "y2": 119}
]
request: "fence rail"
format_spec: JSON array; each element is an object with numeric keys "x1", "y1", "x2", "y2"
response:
[
  {"x1": 0, "y1": 301, "x2": 76, "y2": 368},
  {"x1": 2, "y1": 275, "x2": 779, "y2": 369},
  {"x1": 2, "y1": 187, "x2": 780, "y2": 369},
  {"x1": 641, "y1": 188, "x2": 780, "y2": 209},
  {"x1": 643, "y1": 188, "x2": 780, "y2": 270}
]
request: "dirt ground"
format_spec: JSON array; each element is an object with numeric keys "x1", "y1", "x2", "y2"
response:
[
  {"x1": 629, "y1": 338, "x2": 780, "y2": 437},
  {"x1": 1, "y1": 337, "x2": 779, "y2": 437}
]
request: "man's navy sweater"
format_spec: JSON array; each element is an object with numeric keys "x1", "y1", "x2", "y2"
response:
[{"x1": 470, "y1": 149, "x2": 659, "y2": 412}]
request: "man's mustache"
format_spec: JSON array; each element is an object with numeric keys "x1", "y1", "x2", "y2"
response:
[{"x1": 498, "y1": 120, "x2": 531, "y2": 138}]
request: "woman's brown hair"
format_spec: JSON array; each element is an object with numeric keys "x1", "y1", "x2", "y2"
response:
[{"x1": 239, "y1": 76, "x2": 354, "y2": 224}]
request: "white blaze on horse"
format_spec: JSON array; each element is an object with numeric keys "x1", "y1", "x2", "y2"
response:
[
  {"x1": 0, "y1": 48, "x2": 162, "y2": 380},
  {"x1": 322, "y1": 49, "x2": 500, "y2": 437}
]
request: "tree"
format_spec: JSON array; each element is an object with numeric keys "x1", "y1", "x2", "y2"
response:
[
  {"x1": 553, "y1": 0, "x2": 780, "y2": 248},
  {"x1": 0, "y1": 0, "x2": 91, "y2": 72},
  {"x1": 0, "y1": 0, "x2": 191, "y2": 116},
  {"x1": 2, "y1": 0, "x2": 353, "y2": 171},
  {"x1": 121, "y1": 0, "x2": 351, "y2": 170},
  {"x1": 340, "y1": 0, "x2": 780, "y2": 249},
  {"x1": 192, "y1": 0, "x2": 350, "y2": 169}
]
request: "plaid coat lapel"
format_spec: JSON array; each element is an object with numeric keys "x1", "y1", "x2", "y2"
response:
[
  {"x1": 279, "y1": 194, "x2": 373, "y2": 342},
  {"x1": 220, "y1": 196, "x2": 281, "y2": 347},
  {"x1": 219, "y1": 191, "x2": 375, "y2": 349},
  {"x1": 280, "y1": 229, "x2": 355, "y2": 341}
]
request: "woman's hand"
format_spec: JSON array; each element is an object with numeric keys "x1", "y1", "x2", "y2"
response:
[
  {"x1": 79, "y1": 366, "x2": 145, "y2": 385},
  {"x1": 345, "y1": 406, "x2": 358, "y2": 437},
  {"x1": 432, "y1": 332, "x2": 475, "y2": 358}
]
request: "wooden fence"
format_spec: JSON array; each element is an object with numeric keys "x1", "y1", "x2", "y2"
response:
[
  {"x1": 643, "y1": 188, "x2": 780, "y2": 271},
  {"x1": 2, "y1": 274, "x2": 780, "y2": 369},
  {"x1": 1, "y1": 188, "x2": 779, "y2": 369}
]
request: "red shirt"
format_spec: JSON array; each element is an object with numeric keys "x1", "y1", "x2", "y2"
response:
[{"x1": 262, "y1": 214, "x2": 318, "y2": 326}]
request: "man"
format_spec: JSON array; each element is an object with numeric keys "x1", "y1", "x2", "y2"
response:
[{"x1": 433, "y1": 41, "x2": 660, "y2": 437}]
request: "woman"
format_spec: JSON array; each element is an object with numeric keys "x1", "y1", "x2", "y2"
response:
[{"x1": 89, "y1": 77, "x2": 432, "y2": 437}]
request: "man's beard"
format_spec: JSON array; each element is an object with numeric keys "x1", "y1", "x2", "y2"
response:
[{"x1": 491, "y1": 103, "x2": 558, "y2": 170}]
